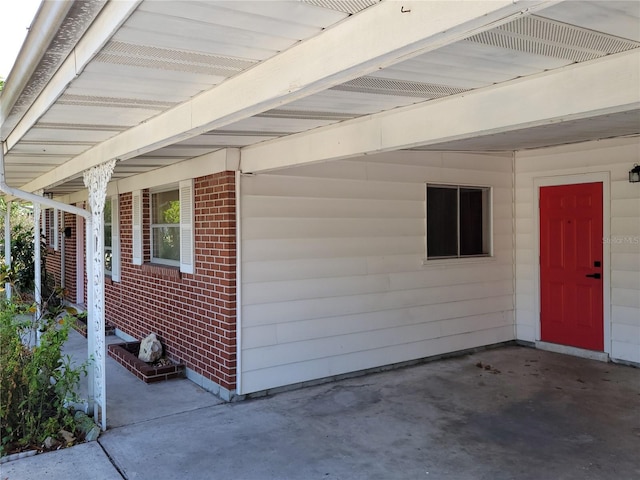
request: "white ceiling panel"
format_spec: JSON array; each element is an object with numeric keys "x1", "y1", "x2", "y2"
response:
[
  {"x1": 10, "y1": 143, "x2": 91, "y2": 156},
  {"x1": 539, "y1": 1, "x2": 640, "y2": 42},
  {"x1": 39, "y1": 105, "x2": 161, "y2": 127},
  {"x1": 83, "y1": 60, "x2": 227, "y2": 87},
  {"x1": 125, "y1": 11, "x2": 298, "y2": 52},
  {"x1": 22, "y1": 127, "x2": 118, "y2": 144},
  {"x1": 138, "y1": 1, "x2": 322, "y2": 39},
  {"x1": 134, "y1": 145, "x2": 216, "y2": 158},
  {"x1": 218, "y1": 1, "x2": 347, "y2": 27},
  {"x1": 223, "y1": 116, "x2": 338, "y2": 134},
  {"x1": 113, "y1": 26, "x2": 278, "y2": 61},
  {"x1": 65, "y1": 72, "x2": 205, "y2": 104},
  {"x1": 412, "y1": 111, "x2": 640, "y2": 152},
  {"x1": 174, "y1": 133, "x2": 280, "y2": 147},
  {"x1": 3, "y1": 155, "x2": 73, "y2": 166},
  {"x1": 278, "y1": 90, "x2": 424, "y2": 116},
  {"x1": 4, "y1": 0, "x2": 638, "y2": 196}
]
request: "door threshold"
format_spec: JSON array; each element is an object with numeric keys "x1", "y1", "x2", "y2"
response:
[{"x1": 535, "y1": 341, "x2": 609, "y2": 362}]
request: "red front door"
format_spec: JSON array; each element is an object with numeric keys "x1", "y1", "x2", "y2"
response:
[{"x1": 539, "y1": 182, "x2": 603, "y2": 351}]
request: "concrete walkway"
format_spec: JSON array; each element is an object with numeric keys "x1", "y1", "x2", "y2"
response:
[{"x1": 2, "y1": 331, "x2": 639, "y2": 480}]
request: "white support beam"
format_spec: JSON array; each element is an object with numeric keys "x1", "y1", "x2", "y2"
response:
[
  {"x1": 240, "y1": 50, "x2": 640, "y2": 172},
  {"x1": 19, "y1": 0, "x2": 558, "y2": 193}
]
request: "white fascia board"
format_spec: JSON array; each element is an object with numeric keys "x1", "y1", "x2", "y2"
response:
[
  {"x1": 241, "y1": 50, "x2": 640, "y2": 173},
  {"x1": 4, "y1": 0, "x2": 141, "y2": 151},
  {"x1": 19, "y1": 0, "x2": 557, "y2": 193},
  {"x1": 107, "y1": 147, "x2": 240, "y2": 195},
  {"x1": 60, "y1": 147, "x2": 239, "y2": 203}
]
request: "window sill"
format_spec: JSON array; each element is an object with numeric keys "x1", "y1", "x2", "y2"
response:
[
  {"x1": 141, "y1": 263, "x2": 182, "y2": 280},
  {"x1": 421, "y1": 256, "x2": 496, "y2": 268}
]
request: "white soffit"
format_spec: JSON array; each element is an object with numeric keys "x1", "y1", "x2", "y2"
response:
[
  {"x1": 9, "y1": 0, "x2": 640, "y2": 194},
  {"x1": 3, "y1": 0, "x2": 356, "y2": 193},
  {"x1": 410, "y1": 111, "x2": 640, "y2": 152},
  {"x1": 467, "y1": 14, "x2": 640, "y2": 62},
  {"x1": 302, "y1": 0, "x2": 378, "y2": 15}
]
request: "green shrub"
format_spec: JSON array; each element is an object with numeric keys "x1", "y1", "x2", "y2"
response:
[{"x1": 0, "y1": 301, "x2": 88, "y2": 456}]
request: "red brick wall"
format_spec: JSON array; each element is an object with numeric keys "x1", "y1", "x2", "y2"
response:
[
  {"x1": 105, "y1": 172, "x2": 237, "y2": 392},
  {"x1": 62, "y1": 211, "x2": 78, "y2": 302},
  {"x1": 43, "y1": 208, "x2": 81, "y2": 303},
  {"x1": 43, "y1": 210, "x2": 61, "y2": 289}
]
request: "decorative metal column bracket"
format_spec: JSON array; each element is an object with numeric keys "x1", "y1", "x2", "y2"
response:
[{"x1": 83, "y1": 159, "x2": 116, "y2": 431}]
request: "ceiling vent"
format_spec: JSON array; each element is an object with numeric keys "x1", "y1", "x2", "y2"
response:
[
  {"x1": 468, "y1": 15, "x2": 640, "y2": 63},
  {"x1": 257, "y1": 109, "x2": 356, "y2": 121},
  {"x1": 331, "y1": 76, "x2": 468, "y2": 98},
  {"x1": 205, "y1": 130, "x2": 289, "y2": 138},
  {"x1": 35, "y1": 122, "x2": 125, "y2": 132},
  {"x1": 94, "y1": 41, "x2": 257, "y2": 76},
  {"x1": 302, "y1": 0, "x2": 379, "y2": 14},
  {"x1": 57, "y1": 94, "x2": 176, "y2": 110}
]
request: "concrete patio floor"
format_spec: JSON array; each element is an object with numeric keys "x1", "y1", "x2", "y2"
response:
[{"x1": 2, "y1": 330, "x2": 639, "y2": 480}]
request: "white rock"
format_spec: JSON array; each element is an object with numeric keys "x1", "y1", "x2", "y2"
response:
[{"x1": 138, "y1": 333, "x2": 163, "y2": 362}]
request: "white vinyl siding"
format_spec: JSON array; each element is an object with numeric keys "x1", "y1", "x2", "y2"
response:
[
  {"x1": 132, "y1": 190, "x2": 142, "y2": 265},
  {"x1": 514, "y1": 138, "x2": 640, "y2": 364},
  {"x1": 240, "y1": 151, "x2": 515, "y2": 394}
]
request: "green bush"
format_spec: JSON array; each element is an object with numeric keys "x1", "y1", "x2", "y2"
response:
[
  {"x1": 1, "y1": 223, "x2": 56, "y2": 303},
  {"x1": 0, "y1": 301, "x2": 88, "y2": 456}
]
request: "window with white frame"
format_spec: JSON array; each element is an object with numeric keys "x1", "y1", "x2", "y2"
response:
[
  {"x1": 132, "y1": 180, "x2": 193, "y2": 274},
  {"x1": 43, "y1": 208, "x2": 58, "y2": 250},
  {"x1": 151, "y1": 188, "x2": 180, "y2": 265},
  {"x1": 426, "y1": 184, "x2": 491, "y2": 259}
]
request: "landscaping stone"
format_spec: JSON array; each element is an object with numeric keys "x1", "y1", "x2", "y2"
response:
[
  {"x1": 138, "y1": 333, "x2": 162, "y2": 362},
  {"x1": 74, "y1": 411, "x2": 100, "y2": 442},
  {"x1": 43, "y1": 437, "x2": 60, "y2": 449},
  {"x1": 59, "y1": 429, "x2": 75, "y2": 446}
]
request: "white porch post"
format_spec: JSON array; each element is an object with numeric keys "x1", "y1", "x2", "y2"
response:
[
  {"x1": 33, "y1": 190, "x2": 43, "y2": 336},
  {"x1": 4, "y1": 201, "x2": 11, "y2": 299},
  {"x1": 83, "y1": 159, "x2": 115, "y2": 431}
]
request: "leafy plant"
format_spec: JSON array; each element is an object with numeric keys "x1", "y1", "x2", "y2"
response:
[
  {"x1": 0, "y1": 222, "x2": 57, "y2": 308},
  {"x1": 0, "y1": 301, "x2": 89, "y2": 455}
]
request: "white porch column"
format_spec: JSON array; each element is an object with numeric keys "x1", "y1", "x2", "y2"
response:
[
  {"x1": 4, "y1": 201, "x2": 11, "y2": 299},
  {"x1": 83, "y1": 159, "x2": 115, "y2": 431},
  {"x1": 33, "y1": 190, "x2": 43, "y2": 330}
]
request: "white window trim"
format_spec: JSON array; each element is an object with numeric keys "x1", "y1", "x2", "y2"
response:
[
  {"x1": 424, "y1": 183, "x2": 493, "y2": 262},
  {"x1": 141, "y1": 182, "x2": 194, "y2": 273},
  {"x1": 179, "y1": 179, "x2": 194, "y2": 274},
  {"x1": 53, "y1": 209, "x2": 59, "y2": 251},
  {"x1": 150, "y1": 185, "x2": 180, "y2": 267},
  {"x1": 105, "y1": 196, "x2": 120, "y2": 281}
]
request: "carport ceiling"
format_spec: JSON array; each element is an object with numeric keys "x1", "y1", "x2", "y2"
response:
[{"x1": 1, "y1": 0, "x2": 639, "y2": 195}]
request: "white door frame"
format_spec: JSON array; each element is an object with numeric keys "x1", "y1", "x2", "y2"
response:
[
  {"x1": 532, "y1": 172, "x2": 611, "y2": 355},
  {"x1": 76, "y1": 215, "x2": 85, "y2": 304}
]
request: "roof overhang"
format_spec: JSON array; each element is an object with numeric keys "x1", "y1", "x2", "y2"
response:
[{"x1": 1, "y1": 0, "x2": 638, "y2": 197}]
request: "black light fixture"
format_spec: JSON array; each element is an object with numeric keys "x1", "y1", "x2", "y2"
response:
[{"x1": 630, "y1": 164, "x2": 640, "y2": 183}]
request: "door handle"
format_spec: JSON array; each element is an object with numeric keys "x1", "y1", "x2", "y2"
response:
[{"x1": 585, "y1": 273, "x2": 601, "y2": 279}]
